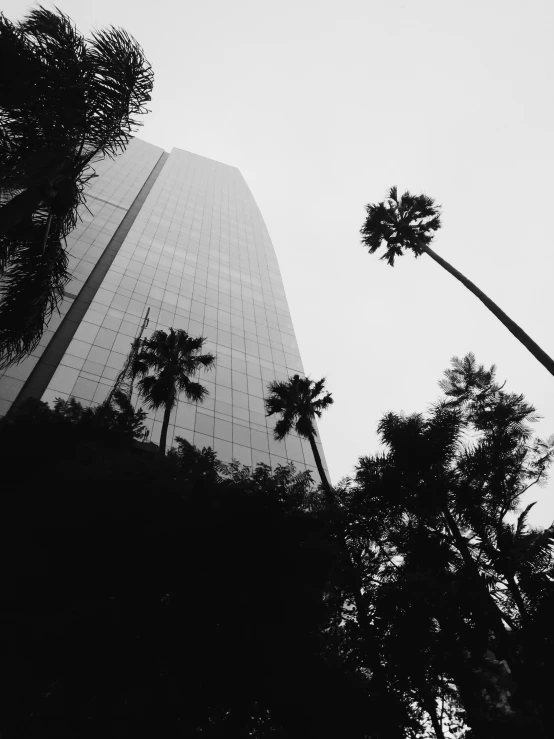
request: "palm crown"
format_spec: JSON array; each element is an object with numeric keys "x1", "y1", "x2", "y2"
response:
[
  {"x1": 265, "y1": 374, "x2": 333, "y2": 441},
  {"x1": 0, "y1": 7, "x2": 153, "y2": 367},
  {"x1": 133, "y1": 329, "x2": 215, "y2": 413},
  {"x1": 360, "y1": 187, "x2": 554, "y2": 380},
  {"x1": 131, "y1": 328, "x2": 215, "y2": 457},
  {"x1": 360, "y1": 186, "x2": 441, "y2": 266}
]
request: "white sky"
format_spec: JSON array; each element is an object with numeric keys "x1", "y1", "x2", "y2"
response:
[{"x1": 9, "y1": 0, "x2": 554, "y2": 526}]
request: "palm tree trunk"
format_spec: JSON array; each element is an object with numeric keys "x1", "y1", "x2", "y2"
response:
[
  {"x1": 307, "y1": 432, "x2": 333, "y2": 504},
  {"x1": 307, "y1": 433, "x2": 387, "y2": 691},
  {"x1": 41, "y1": 211, "x2": 53, "y2": 255},
  {"x1": 336, "y1": 538, "x2": 408, "y2": 739},
  {"x1": 306, "y1": 435, "x2": 393, "y2": 701},
  {"x1": 492, "y1": 530, "x2": 529, "y2": 622},
  {"x1": 421, "y1": 244, "x2": 554, "y2": 378},
  {"x1": 503, "y1": 570, "x2": 528, "y2": 622},
  {"x1": 0, "y1": 187, "x2": 47, "y2": 238},
  {"x1": 309, "y1": 453, "x2": 409, "y2": 738},
  {"x1": 422, "y1": 692, "x2": 446, "y2": 739},
  {"x1": 159, "y1": 404, "x2": 171, "y2": 457},
  {"x1": 351, "y1": 581, "x2": 410, "y2": 738},
  {"x1": 440, "y1": 505, "x2": 521, "y2": 677}
]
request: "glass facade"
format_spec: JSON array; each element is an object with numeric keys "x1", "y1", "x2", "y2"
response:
[
  {"x1": 1, "y1": 140, "x2": 327, "y2": 475},
  {"x1": 0, "y1": 138, "x2": 163, "y2": 417}
]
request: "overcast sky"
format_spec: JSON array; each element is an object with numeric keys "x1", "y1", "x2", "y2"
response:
[{"x1": 9, "y1": 0, "x2": 554, "y2": 525}]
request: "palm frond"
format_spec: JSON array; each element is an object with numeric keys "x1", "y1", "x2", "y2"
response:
[
  {"x1": 361, "y1": 187, "x2": 441, "y2": 265},
  {"x1": 0, "y1": 6, "x2": 153, "y2": 365},
  {"x1": 178, "y1": 376, "x2": 209, "y2": 403},
  {"x1": 134, "y1": 328, "x2": 214, "y2": 417},
  {"x1": 265, "y1": 373, "x2": 332, "y2": 443},
  {"x1": 135, "y1": 374, "x2": 166, "y2": 411},
  {"x1": 84, "y1": 25, "x2": 153, "y2": 159},
  {"x1": 274, "y1": 416, "x2": 293, "y2": 441},
  {"x1": 516, "y1": 503, "x2": 537, "y2": 537},
  {"x1": 0, "y1": 210, "x2": 69, "y2": 367},
  {"x1": 295, "y1": 414, "x2": 316, "y2": 438}
]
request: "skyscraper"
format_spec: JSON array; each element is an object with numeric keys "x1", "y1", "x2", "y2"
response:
[{"x1": 0, "y1": 139, "x2": 327, "y2": 475}]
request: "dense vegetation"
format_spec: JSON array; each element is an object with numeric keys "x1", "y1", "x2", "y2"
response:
[
  {"x1": 1, "y1": 353, "x2": 553, "y2": 738},
  {"x1": 0, "y1": 6, "x2": 153, "y2": 366},
  {"x1": 1, "y1": 8, "x2": 553, "y2": 737},
  {"x1": 0, "y1": 395, "x2": 370, "y2": 738}
]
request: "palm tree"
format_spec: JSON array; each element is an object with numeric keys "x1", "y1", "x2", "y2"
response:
[
  {"x1": 0, "y1": 7, "x2": 153, "y2": 367},
  {"x1": 265, "y1": 374, "x2": 333, "y2": 501},
  {"x1": 360, "y1": 187, "x2": 554, "y2": 378},
  {"x1": 265, "y1": 374, "x2": 411, "y2": 736},
  {"x1": 132, "y1": 329, "x2": 215, "y2": 457}
]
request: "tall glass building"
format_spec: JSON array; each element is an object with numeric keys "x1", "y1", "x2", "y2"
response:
[{"x1": 0, "y1": 139, "x2": 327, "y2": 475}]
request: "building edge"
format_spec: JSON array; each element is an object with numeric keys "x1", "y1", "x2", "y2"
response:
[{"x1": 4, "y1": 151, "x2": 169, "y2": 418}]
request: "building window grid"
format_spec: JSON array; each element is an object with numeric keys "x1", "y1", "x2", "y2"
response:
[{"x1": 41, "y1": 147, "x2": 326, "y2": 473}]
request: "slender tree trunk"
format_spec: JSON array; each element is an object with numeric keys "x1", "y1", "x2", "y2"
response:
[
  {"x1": 307, "y1": 432, "x2": 333, "y2": 504},
  {"x1": 41, "y1": 211, "x2": 53, "y2": 254},
  {"x1": 423, "y1": 693, "x2": 446, "y2": 739},
  {"x1": 0, "y1": 187, "x2": 47, "y2": 238},
  {"x1": 306, "y1": 434, "x2": 389, "y2": 692},
  {"x1": 305, "y1": 432, "x2": 407, "y2": 733},
  {"x1": 441, "y1": 506, "x2": 510, "y2": 643},
  {"x1": 347, "y1": 564, "x2": 409, "y2": 739},
  {"x1": 493, "y1": 532, "x2": 529, "y2": 622},
  {"x1": 421, "y1": 243, "x2": 554, "y2": 378},
  {"x1": 337, "y1": 536, "x2": 408, "y2": 738},
  {"x1": 439, "y1": 503, "x2": 532, "y2": 717},
  {"x1": 310, "y1": 458, "x2": 409, "y2": 738},
  {"x1": 159, "y1": 404, "x2": 171, "y2": 457},
  {"x1": 443, "y1": 511, "x2": 548, "y2": 736},
  {"x1": 503, "y1": 570, "x2": 528, "y2": 622}
]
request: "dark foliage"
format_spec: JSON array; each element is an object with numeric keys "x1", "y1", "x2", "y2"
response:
[
  {"x1": 265, "y1": 374, "x2": 333, "y2": 441},
  {"x1": 132, "y1": 328, "x2": 216, "y2": 456},
  {"x1": 360, "y1": 186, "x2": 441, "y2": 265},
  {"x1": 265, "y1": 374, "x2": 333, "y2": 496},
  {"x1": 3, "y1": 353, "x2": 553, "y2": 738},
  {"x1": 0, "y1": 397, "x2": 373, "y2": 738},
  {"x1": 0, "y1": 7, "x2": 153, "y2": 366},
  {"x1": 4, "y1": 390, "x2": 149, "y2": 442},
  {"x1": 360, "y1": 189, "x2": 554, "y2": 380},
  {"x1": 341, "y1": 353, "x2": 554, "y2": 737}
]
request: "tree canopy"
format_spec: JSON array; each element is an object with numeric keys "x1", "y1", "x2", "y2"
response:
[
  {"x1": 265, "y1": 374, "x2": 333, "y2": 496},
  {"x1": 360, "y1": 188, "x2": 554, "y2": 378},
  {"x1": 132, "y1": 328, "x2": 215, "y2": 455},
  {"x1": 339, "y1": 353, "x2": 554, "y2": 737},
  {"x1": 1, "y1": 351, "x2": 553, "y2": 737},
  {"x1": 0, "y1": 6, "x2": 153, "y2": 366}
]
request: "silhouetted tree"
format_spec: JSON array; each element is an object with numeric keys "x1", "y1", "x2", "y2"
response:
[
  {"x1": 3, "y1": 390, "x2": 149, "y2": 441},
  {"x1": 225, "y1": 459, "x2": 320, "y2": 513},
  {"x1": 264, "y1": 375, "x2": 416, "y2": 737},
  {"x1": 55, "y1": 390, "x2": 149, "y2": 440},
  {"x1": 166, "y1": 435, "x2": 225, "y2": 488},
  {"x1": 265, "y1": 374, "x2": 333, "y2": 500},
  {"x1": 346, "y1": 353, "x2": 554, "y2": 737},
  {"x1": 360, "y1": 188, "x2": 554, "y2": 378},
  {"x1": 132, "y1": 328, "x2": 215, "y2": 456},
  {"x1": 0, "y1": 6, "x2": 153, "y2": 366},
  {"x1": 0, "y1": 405, "x2": 374, "y2": 738},
  {"x1": 6, "y1": 355, "x2": 552, "y2": 737}
]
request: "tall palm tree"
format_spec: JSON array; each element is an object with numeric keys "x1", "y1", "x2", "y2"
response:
[
  {"x1": 265, "y1": 373, "x2": 411, "y2": 736},
  {"x1": 132, "y1": 329, "x2": 215, "y2": 457},
  {"x1": 265, "y1": 374, "x2": 333, "y2": 502},
  {"x1": 361, "y1": 187, "x2": 554, "y2": 378},
  {"x1": 0, "y1": 7, "x2": 153, "y2": 367}
]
